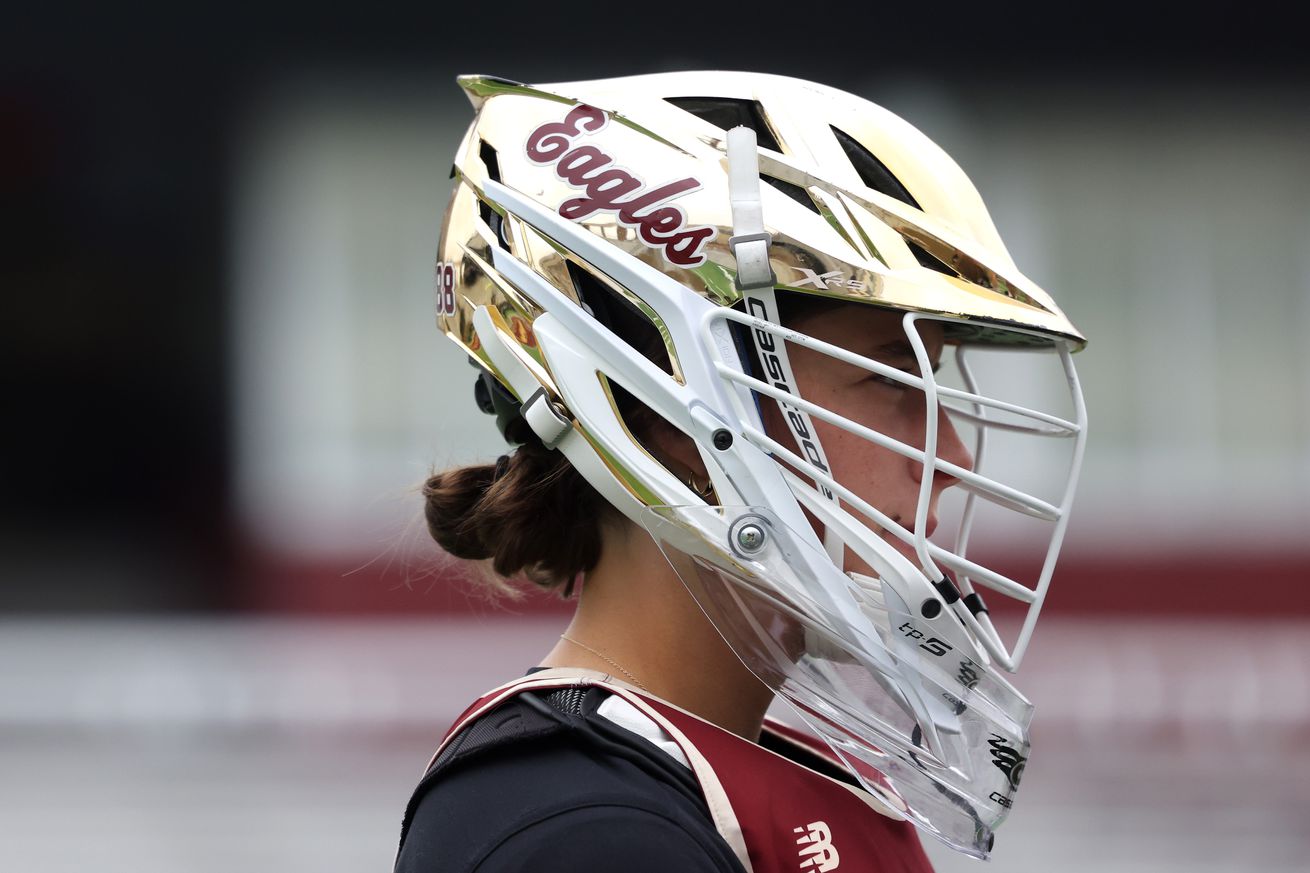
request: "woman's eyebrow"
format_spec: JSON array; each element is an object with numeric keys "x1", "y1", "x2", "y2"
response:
[{"x1": 868, "y1": 339, "x2": 943, "y2": 373}]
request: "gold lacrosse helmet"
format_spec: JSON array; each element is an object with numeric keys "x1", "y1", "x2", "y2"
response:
[{"x1": 435, "y1": 71, "x2": 1087, "y2": 858}]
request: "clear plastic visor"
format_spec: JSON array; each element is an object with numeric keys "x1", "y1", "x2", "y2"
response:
[{"x1": 642, "y1": 504, "x2": 1034, "y2": 859}]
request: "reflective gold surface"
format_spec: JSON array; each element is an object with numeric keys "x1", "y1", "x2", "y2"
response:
[
  {"x1": 438, "y1": 71, "x2": 1084, "y2": 383},
  {"x1": 434, "y1": 71, "x2": 1091, "y2": 510}
]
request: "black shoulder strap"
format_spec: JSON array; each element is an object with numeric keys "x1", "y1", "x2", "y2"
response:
[{"x1": 396, "y1": 687, "x2": 604, "y2": 855}]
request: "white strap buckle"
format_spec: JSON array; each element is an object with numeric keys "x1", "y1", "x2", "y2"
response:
[
  {"x1": 521, "y1": 387, "x2": 572, "y2": 449},
  {"x1": 728, "y1": 232, "x2": 777, "y2": 291},
  {"x1": 726, "y1": 127, "x2": 776, "y2": 292}
]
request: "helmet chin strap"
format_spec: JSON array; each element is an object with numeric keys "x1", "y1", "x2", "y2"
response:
[{"x1": 726, "y1": 125, "x2": 844, "y2": 568}]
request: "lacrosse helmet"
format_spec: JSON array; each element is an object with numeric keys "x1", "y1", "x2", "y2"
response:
[{"x1": 434, "y1": 71, "x2": 1087, "y2": 858}]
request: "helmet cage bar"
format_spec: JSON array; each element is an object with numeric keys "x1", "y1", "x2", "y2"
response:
[
  {"x1": 943, "y1": 349, "x2": 1063, "y2": 664},
  {"x1": 935, "y1": 382, "x2": 1078, "y2": 434},
  {"x1": 742, "y1": 387, "x2": 1064, "y2": 673},
  {"x1": 704, "y1": 309, "x2": 1066, "y2": 521},
  {"x1": 725, "y1": 371, "x2": 1060, "y2": 520},
  {"x1": 908, "y1": 312, "x2": 944, "y2": 579},
  {"x1": 748, "y1": 430, "x2": 1039, "y2": 604},
  {"x1": 701, "y1": 305, "x2": 1088, "y2": 671},
  {"x1": 1004, "y1": 340, "x2": 1086, "y2": 665},
  {"x1": 712, "y1": 306, "x2": 1079, "y2": 437},
  {"x1": 953, "y1": 347, "x2": 992, "y2": 644},
  {"x1": 939, "y1": 402, "x2": 1074, "y2": 437}
]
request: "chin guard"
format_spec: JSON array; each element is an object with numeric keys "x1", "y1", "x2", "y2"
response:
[{"x1": 642, "y1": 503, "x2": 1032, "y2": 859}]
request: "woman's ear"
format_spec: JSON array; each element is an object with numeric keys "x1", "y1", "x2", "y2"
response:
[{"x1": 644, "y1": 419, "x2": 711, "y2": 493}]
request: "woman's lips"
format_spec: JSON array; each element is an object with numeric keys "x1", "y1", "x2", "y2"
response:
[
  {"x1": 881, "y1": 516, "x2": 936, "y2": 567},
  {"x1": 893, "y1": 515, "x2": 939, "y2": 539}
]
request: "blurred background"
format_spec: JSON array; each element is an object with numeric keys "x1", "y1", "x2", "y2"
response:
[{"x1": 4, "y1": 3, "x2": 1307, "y2": 871}]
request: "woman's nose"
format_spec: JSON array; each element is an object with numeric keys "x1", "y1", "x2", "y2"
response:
[{"x1": 910, "y1": 406, "x2": 974, "y2": 487}]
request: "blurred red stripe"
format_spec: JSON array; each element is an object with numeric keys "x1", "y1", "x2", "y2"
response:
[{"x1": 236, "y1": 548, "x2": 1310, "y2": 616}]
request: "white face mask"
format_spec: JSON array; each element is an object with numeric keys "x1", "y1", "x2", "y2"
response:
[{"x1": 643, "y1": 504, "x2": 1036, "y2": 858}]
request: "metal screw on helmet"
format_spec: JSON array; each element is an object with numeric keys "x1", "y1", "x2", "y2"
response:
[
  {"x1": 712, "y1": 429, "x2": 733, "y2": 450},
  {"x1": 731, "y1": 519, "x2": 768, "y2": 556},
  {"x1": 736, "y1": 524, "x2": 765, "y2": 552}
]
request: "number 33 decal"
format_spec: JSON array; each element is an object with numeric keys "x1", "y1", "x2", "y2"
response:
[{"x1": 434, "y1": 261, "x2": 456, "y2": 316}]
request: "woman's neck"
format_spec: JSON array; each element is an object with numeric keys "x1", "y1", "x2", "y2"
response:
[{"x1": 538, "y1": 522, "x2": 774, "y2": 741}]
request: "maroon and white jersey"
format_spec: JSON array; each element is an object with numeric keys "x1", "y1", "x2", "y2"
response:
[{"x1": 421, "y1": 668, "x2": 934, "y2": 873}]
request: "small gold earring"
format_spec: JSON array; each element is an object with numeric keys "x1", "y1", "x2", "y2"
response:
[{"x1": 686, "y1": 473, "x2": 714, "y2": 499}]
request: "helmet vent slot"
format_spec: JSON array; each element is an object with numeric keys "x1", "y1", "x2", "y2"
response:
[
  {"x1": 479, "y1": 139, "x2": 502, "y2": 183},
  {"x1": 904, "y1": 239, "x2": 956, "y2": 277},
  {"x1": 762, "y1": 175, "x2": 820, "y2": 214},
  {"x1": 474, "y1": 141, "x2": 510, "y2": 251},
  {"x1": 566, "y1": 261, "x2": 680, "y2": 449},
  {"x1": 664, "y1": 96, "x2": 784, "y2": 153},
  {"x1": 830, "y1": 125, "x2": 921, "y2": 211},
  {"x1": 565, "y1": 262, "x2": 673, "y2": 378},
  {"x1": 474, "y1": 193, "x2": 510, "y2": 252}
]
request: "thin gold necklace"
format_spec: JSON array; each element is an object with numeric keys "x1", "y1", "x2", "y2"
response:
[{"x1": 558, "y1": 634, "x2": 649, "y2": 692}]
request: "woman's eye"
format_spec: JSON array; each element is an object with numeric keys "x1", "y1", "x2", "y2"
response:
[{"x1": 867, "y1": 371, "x2": 913, "y2": 391}]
